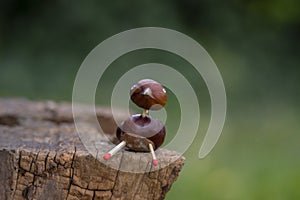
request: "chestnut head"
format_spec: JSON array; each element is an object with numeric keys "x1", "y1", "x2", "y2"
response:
[
  {"x1": 116, "y1": 114, "x2": 166, "y2": 151},
  {"x1": 130, "y1": 79, "x2": 167, "y2": 110}
]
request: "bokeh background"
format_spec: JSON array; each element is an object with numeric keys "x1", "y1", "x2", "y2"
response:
[{"x1": 1, "y1": 1, "x2": 300, "y2": 199}]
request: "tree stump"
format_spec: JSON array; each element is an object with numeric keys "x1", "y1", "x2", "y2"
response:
[{"x1": 0, "y1": 99, "x2": 184, "y2": 200}]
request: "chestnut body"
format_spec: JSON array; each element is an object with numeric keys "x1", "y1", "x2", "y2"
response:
[
  {"x1": 130, "y1": 79, "x2": 167, "y2": 110},
  {"x1": 116, "y1": 114, "x2": 166, "y2": 151}
]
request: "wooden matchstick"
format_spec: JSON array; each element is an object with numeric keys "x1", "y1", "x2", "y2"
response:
[
  {"x1": 149, "y1": 143, "x2": 158, "y2": 166},
  {"x1": 142, "y1": 109, "x2": 148, "y2": 118},
  {"x1": 103, "y1": 141, "x2": 126, "y2": 160}
]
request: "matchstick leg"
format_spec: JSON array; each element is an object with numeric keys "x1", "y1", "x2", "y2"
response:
[
  {"x1": 149, "y1": 143, "x2": 158, "y2": 166},
  {"x1": 103, "y1": 141, "x2": 126, "y2": 160}
]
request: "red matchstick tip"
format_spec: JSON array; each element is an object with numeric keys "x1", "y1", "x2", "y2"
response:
[
  {"x1": 103, "y1": 153, "x2": 111, "y2": 160},
  {"x1": 153, "y1": 159, "x2": 158, "y2": 166}
]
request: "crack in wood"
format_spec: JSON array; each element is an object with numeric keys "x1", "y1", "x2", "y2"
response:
[
  {"x1": 0, "y1": 115, "x2": 19, "y2": 126},
  {"x1": 132, "y1": 160, "x2": 151, "y2": 199},
  {"x1": 66, "y1": 146, "x2": 76, "y2": 200},
  {"x1": 12, "y1": 150, "x2": 22, "y2": 199},
  {"x1": 109, "y1": 151, "x2": 124, "y2": 200}
]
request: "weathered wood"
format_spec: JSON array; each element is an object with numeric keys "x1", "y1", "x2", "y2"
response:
[{"x1": 0, "y1": 99, "x2": 184, "y2": 200}]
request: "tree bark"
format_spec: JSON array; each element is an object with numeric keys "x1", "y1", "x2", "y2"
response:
[{"x1": 0, "y1": 99, "x2": 184, "y2": 200}]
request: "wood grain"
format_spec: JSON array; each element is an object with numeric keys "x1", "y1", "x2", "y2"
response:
[{"x1": 0, "y1": 99, "x2": 184, "y2": 200}]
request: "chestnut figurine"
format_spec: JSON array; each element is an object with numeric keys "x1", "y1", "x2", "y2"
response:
[{"x1": 103, "y1": 79, "x2": 167, "y2": 166}]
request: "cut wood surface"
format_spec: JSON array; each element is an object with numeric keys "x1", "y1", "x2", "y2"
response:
[{"x1": 0, "y1": 99, "x2": 185, "y2": 200}]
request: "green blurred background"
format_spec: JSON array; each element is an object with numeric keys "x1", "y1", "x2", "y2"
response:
[{"x1": 1, "y1": 0, "x2": 300, "y2": 199}]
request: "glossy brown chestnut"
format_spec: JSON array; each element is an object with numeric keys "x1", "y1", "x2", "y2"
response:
[
  {"x1": 116, "y1": 114, "x2": 166, "y2": 151},
  {"x1": 130, "y1": 79, "x2": 167, "y2": 110}
]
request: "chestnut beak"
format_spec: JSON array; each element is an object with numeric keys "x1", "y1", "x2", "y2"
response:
[{"x1": 142, "y1": 88, "x2": 155, "y2": 99}]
